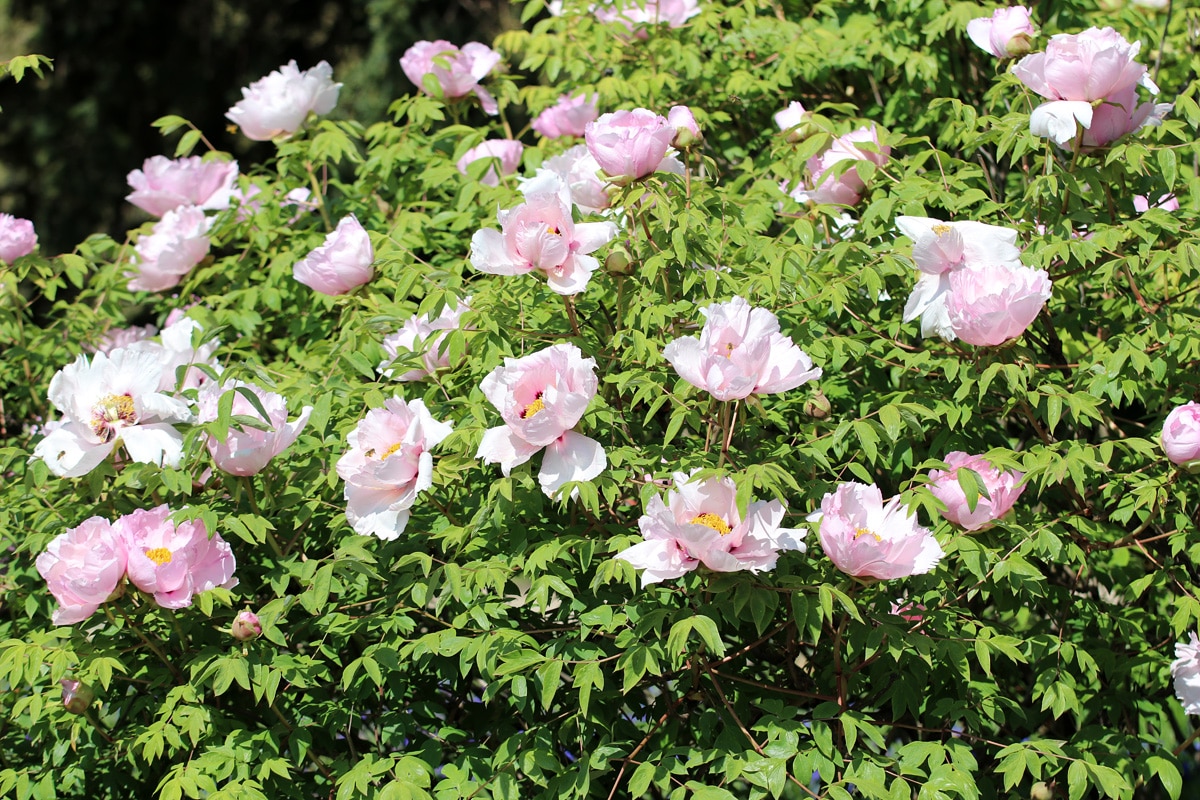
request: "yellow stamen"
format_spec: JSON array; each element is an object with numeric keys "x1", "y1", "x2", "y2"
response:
[
  {"x1": 723, "y1": 342, "x2": 736, "y2": 358},
  {"x1": 547, "y1": 225, "x2": 562, "y2": 235},
  {"x1": 854, "y1": 526, "x2": 882, "y2": 542},
  {"x1": 145, "y1": 547, "x2": 173, "y2": 565},
  {"x1": 931, "y1": 224, "x2": 952, "y2": 236},
  {"x1": 90, "y1": 393, "x2": 138, "y2": 440},
  {"x1": 520, "y1": 391, "x2": 546, "y2": 420},
  {"x1": 381, "y1": 442, "x2": 404, "y2": 460},
  {"x1": 691, "y1": 512, "x2": 733, "y2": 535}
]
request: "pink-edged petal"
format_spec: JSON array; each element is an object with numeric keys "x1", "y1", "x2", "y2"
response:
[
  {"x1": 545, "y1": 255, "x2": 597, "y2": 296},
  {"x1": 345, "y1": 482, "x2": 412, "y2": 540},
  {"x1": 538, "y1": 430, "x2": 606, "y2": 498},
  {"x1": 474, "y1": 87, "x2": 499, "y2": 116},
  {"x1": 477, "y1": 425, "x2": 544, "y2": 474}
]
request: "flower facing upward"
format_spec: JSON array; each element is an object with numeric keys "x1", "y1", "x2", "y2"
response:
[
  {"x1": 118, "y1": 505, "x2": 237, "y2": 609},
  {"x1": 292, "y1": 215, "x2": 375, "y2": 295},
  {"x1": 817, "y1": 482, "x2": 944, "y2": 580},
  {"x1": 584, "y1": 109, "x2": 676, "y2": 182},
  {"x1": 1162, "y1": 402, "x2": 1200, "y2": 466},
  {"x1": 615, "y1": 471, "x2": 807, "y2": 585},
  {"x1": 127, "y1": 205, "x2": 211, "y2": 292},
  {"x1": 927, "y1": 451, "x2": 1025, "y2": 531},
  {"x1": 379, "y1": 297, "x2": 472, "y2": 382},
  {"x1": 456, "y1": 140, "x2": 524, "y2": 187},
  {"x1": 470, "y1": 193, "x2": 618, "y2": 295},
  {"x1": 663, "y1": 297, "x2": 822, "y2": 401},
  {"x1": 36, "y1": 517, "x2": 128, "y2": 625},
  {"x1": 336, "y1": 397, "x2": 454, "y2": 540},
  {"x1": 1173, "y1": 633, "x2": 1200, "y2": 714},
  {"x1": 400, "y1": 40, "x2": 502, "y2": 115},
  {"x1": 126, "y1": 156, "x2": 238, "y2": 217},
  {"x1": 532, "y1": 94, "x2": 600, "y2": 139},
  {"x1": 966, "y1": 6, "x2": 1036, "y2": 59},
  {"x1": 477, "y1": 343, "x2": 606, "y2": 498},
  {"x1": 32, "y1": 347, "x2": 195, "y2": 477},
  {"x1": 225, "y1": 60, "x2": 340, "y2": 141},
  {"x1": 197, "y1": 380, "x2": 312, "y2": 476},
  {"x1": 0, "y1": 213, "x2": 37, "y2": 264}
]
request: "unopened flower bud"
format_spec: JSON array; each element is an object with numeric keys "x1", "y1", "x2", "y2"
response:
[
  {"x1": 804, "y1": 389, "x2": 832, "y2": 419},
  {"x1": 231, "y1": 610, "x2": 262, "y2": 641},
  {"x1": 605, "y1": 248, "x2": 633, "y2": 275},
  {"x1": 60, "y1": 678, "x2": 94, "y2": 715},
  {"x1": 667, "y1": 105, "x2": 702, "y2": 149},
  {"x1": 1030, "y1": 782, "x2": 1054, "y2": 800}
]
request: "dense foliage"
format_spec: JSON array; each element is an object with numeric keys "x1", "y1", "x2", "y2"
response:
[{"x1": 2, "y1": 0, "x2": 1200, "y2": 798}]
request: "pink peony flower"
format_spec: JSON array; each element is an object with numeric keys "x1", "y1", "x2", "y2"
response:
[
  {"x1": 1173, "y1": 633, "x2": 1200, "y2": 714},
  {"x1": 476, "y1": 343, "x2": 607, "y2": 498},
  {"x1": 615, "y1": 470, "x2": 807, "y2": 585},
  {"x1": 91, "y1": 324, "x2": 158, "y2": 355},
  {"x1": 470, "y1": 193, "x2": 618, "y2": 295},
  {"x1": 927, "y1": 451, "x2": 1025, "y2": 531},
  {"x1": 817, "y1": 482, "x2": 944, "y2": 580},
  {"x1": 456, "y1": 139, "x2": 524, "y2": 187},
  {"x1": 966, "y1": 7, "x2": 1036, "y2": 59},
  {"x1": 0, "y1": 213, "x2": 37, "y2": 264},
  {"x1": 944, "y1": 263, "x2": 1052, "y2": 346},
  {"x1": 119, "y1": 505, "x2": 237, "y2": 610},
  {"x1": 584, "y1": 109, "x2": 676, "y2": 182},
  {"x1": 127, "y1": 205, "x2": 211, "y2": 292},
  {"x1": 400, "y1": 40, "x2": 502, "y2": 115},
  {"x1": 789, "y1": 125, "x2": 890, "y2": 206},
  {"x1": 36, "y1": 517, "x2": 128, "y2": 625},
  {"x1": 335, "y1": 397, "x2": 453, "y2": 540},
  {"x1": 293, "y1": 215, "x2": 375, "y2": 295},
  {"x1": 379, "y1": 297, "x2": 471, "y2": 382},
  {"x1": 226, "y1": 60, "x2": 340, "y2": 141},
  {"x1": 32, "y1": 347, "x2": 195, "y2": 477},
  {"x1": 774, "y1": 101, "x2": 809, "y2": 141},
  {"x1": 126, "y1": 156, "x2": 238, "y2": 217},
  {"x1": 599, "y1": 0, "x2": 701, "y2": 30},
  {"x1": 532, "y1": 94, "x2": 599, "y2": 139},
  {"x1": 663, "y1": 296, "x2": 822, "y2": 401},
  {"x1": 518, "y1": 145, "x2": 612, "y2": 214},
  {"x1": 197, "y1": 379, "x2": 312, "y2": 476},
  {"x1": 667, "y1": 105, "x2": 702, "y2": 148},
  {"x1": 1162, "y1": 402, "x2": 1200, "y2": 465},
  {"x1": 231, "y1": 610, "x2": 262, "y2": 641},
  {"x1": 1134, "y1": 193, "x2": 1179, "y2": 213}
]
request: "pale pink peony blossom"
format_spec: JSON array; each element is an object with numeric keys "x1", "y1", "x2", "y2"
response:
[
  {"x1": 336, "y1": 397, "x2": 453, "y2": 540},
  {"x1": 126, "y1": 156, "x2": 239, "y2": 217},
  {"x1": 1173, "y1": 633, "x2": 1200, "y2": 714},
  {"x1": 599, "y1": 0, "x2": 701, "y2": 31},
  {"x1": 1162, "y1": 402, "x2": 1200, "y2": 465},
  {"x1": 1134, "y1": 193, "x2": 1179, "y2": 213},
  {"x1": 788, "y1": 125, "x2": 890, "y2": 206},
  {"x1": 927, "y1": 451, "x2": 1025, "y2": 531},
  {"x1": 663, "y1": 297, "x2": 822, "y2": 401},
  {"x1": 32, "y1": 347, "x2": 195, "y2": 477},
  {"x1": 532, "y1": 94, "x2": 599, "y2": 139},
  {"x1": 774, "y1": 101, "x2": 809, "y2": 141},
  {"x1": 91, "y1": 324, "x2": 158, "y2": 354},
  {"x1": 231, "y1": 610, "x2": 262, "y2": 641},
  {"x1": 476, "y1": 343, "x2": 607, "y2": 498},
  {"x1": 0, "y1": 213, "x2": 37, "y2": 264},
  {"x1": 127, "y1": 205, "x2": 211, "y2": 292},
  {"x1": 197, "y1": 380, "x2": 312, "y2": 476},
  {"x1": 226, "y1": 60, "x2": 340, "y2": 141},
  {"x1": 36, "y1": 517, "x2": 128, "y2": 625},
  {"x1": 379, "y1": 297, "x2": 472, "y2": 381},
  {"x1": 470, "y1": 193, "x2": 618, "y2": 295},
  {"x1": 585, "y1": 109, "x2": 676, "y2": 182},
  {"x1": 615, "y1": 470, "x2": 807, "y2": 585},
  {"x1": 817, "y1": 482, "x2": 944, "y2": 580},
  {"x1": 518, "y1": 145, "x2": 612, "y2": 214},
  {"x1": 119, "y1": 505, "x2": 237, "y2": 610},
  {"x1": 400, "y1": 40, "x2": 502, "y2": 115},
  {"x1": 944, "y1": 263, "x2": 1052, "y2": 346},
  {"x1": 456, "y1": 139, "x2": 524, "y2": 187},
  {"x1": 144, "y1": 315, "x2": 222, "y2": 393},
  {"x1": 667, "y1": 105, "x2": 702, "y2": 148},
  {"x1": 966, "y1": 7, "x2": 1036, "y2": 59},
  {"x1": 293, "y1": 215, "x2": 375, "y2": 295}
]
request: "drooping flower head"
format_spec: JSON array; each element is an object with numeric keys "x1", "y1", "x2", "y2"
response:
[
  {"x1": 532, "y1": 93, "x2": 600, "y2": 139},
  {"x1": 927, "y1": 451, "x2": 1025, "y2": 531},
  {"x1": 400, "y1": 40, "x2": 502, "y2": 115},
  {"x1": 379, "y1": 297, "x2": 472, "y2": 382},
  {"x1": 584, "y1": 109, "x2": 676, "y2": 182},
  {"x1": 226, "y1": 60, "x2": 340, "y2": 141},
  {"x1": 36, "y1": 517, "x2": 128, "y2": 625},
  {"x1": 615, "y1": 470, "x2": 807, "y2": 585},
  {"x1": 336, "y1": 397, "x2": 453, "y2": 540},
  {"x1": 1162, "y1": 402, "x2": 1200, "y2": 466},
  {"x1": 126, "y1": 156, "x2": 238, "y2": 217},
  {"x1": 1173, "y1": 633, "x2": 1200, "y2": 714},
  {"x1": 197, "y1": 379, "x2": 313, "y2": 476},
  {"x1": 470, "y1": 194, "x2": 618, "y2": 295},
  {"x1": 944, "y1": 263, "x2": 1052, "y2": 346},
  {"x1": 118, "y1": 505, "x2": 237, "y2": 609},
  {"x1": 966, "y1": 7, "x2": 1036, "y2": 59},
  {"x1": 32, "y1": 347, "x2": 195, "y2": 477},
  {"x1": 817, "y1": 482, "x2": 944, "y2": 580},
  {"x1": 127, "y1": 205, "x2": 211, "y2": 292},
  {"x1": 456, "y1": 139, "x2": 524, "y2": 187},
  {"x1": 663, "y1": 297, "x2": 822, "y2": 401},
  {"x1": 0, "y1": 213, "x2": 37, "y2": 264},
  {"x1": 477, "y1": 343, "x2": 607, "y2": 498},
  {"x1": 292, "y1": 214, "x2": 375, "y2": 296}
]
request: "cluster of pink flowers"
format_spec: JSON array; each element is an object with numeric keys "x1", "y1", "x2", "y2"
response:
[
  {"x1": 226, "y1": 60, "x2": 341, "y2": 141},
  {"x1": 898, "y1": 216, "x2": 1052, "y2": 346},
  {"x1": 966, "y1": 6, "x2": 1036, "y2": 59},
  {"x1": 293, "y1": 215, "x2": 375, "y2": 296},
  {"x1": 0, "y1": 213, "x2": 38, "y2": 264},
  {"x1": 1012, "y1": 27, "x2": 1169, "y2": 149},
  {"x1": 336, "y1": 397, "x2": 453, "y2": 540},
  {"x1": 401, "y1": 40, "x2": 502, "y2": 115},
  {"x1": 379, "y1": 298, "x2": 472, "y2": 382},
  {"x1": 37, "y1": 505, "x2": 237, "y2": 625},
  {"x1": 783, "y1": 123, "x2": 890, "y2": 207}
]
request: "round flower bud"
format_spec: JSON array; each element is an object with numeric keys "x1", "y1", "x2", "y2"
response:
[
  {"x1": 60, "y1": 678, "x2": 95, "y2": 715},
  {"x1": 231, "y1": 610, "x2": 262, "y2": 641}
]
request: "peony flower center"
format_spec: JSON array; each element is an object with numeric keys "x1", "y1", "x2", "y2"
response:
[
  {"x1": 90, "y1": 393, "x2": 138, "y2": 441},
  {"x1": 723, "y1": 342, "x2": 736, "y2": 358},
  {"x1": 854, "y1": 526, "x2": 882, "y2": 542},
  {"x1": 691, "y1": 512, "x2": 733, "y2": 535},
  {"x1": 932, "y1": 224, "x2": 952, "y2": 236},
  {"x1": 547, "y1": 225, "x2": 562, "y2": 236},
  {"x1": 145, "y1": 547, "x2": 173, "y2": 565},
  {"x1": 381, "y1": 442, "x2": 404, "y2": 460},
  {"x1": 521, "y1": 391, "x2": 546, "y2": 419}
]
